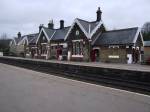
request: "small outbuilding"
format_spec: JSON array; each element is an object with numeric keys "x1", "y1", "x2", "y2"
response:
[
  {"x1": 144, "y1": 41, "x2": 150, "y2": 64},
  {"x1": 94, "y1": 27, "x2": 144, "y2": 64}
]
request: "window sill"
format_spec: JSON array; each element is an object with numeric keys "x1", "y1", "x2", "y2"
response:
[
  {"x1": 41, "y1": 54, "x2": 47, "y2": 56},
  {"x1": 72, "y1": 55, "x2": 83, "y2": 58}
]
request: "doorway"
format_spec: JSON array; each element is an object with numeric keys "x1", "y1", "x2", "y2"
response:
[{"x1": 91, "y1": 49, "x2": 100, "y2": 62}]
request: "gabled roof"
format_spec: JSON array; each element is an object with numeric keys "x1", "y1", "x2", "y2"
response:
[
  {"x1": 94, "y1": 27, "x2": 142, "y2": 46},
  {"x1": 51, "y1": 26, "x2": 70, "y2": 41},
  {"x1": 144, "y1": 41, "x2": 150, "y2": 47},
  {"x1": 65, "y1": 18, "x2": 103, "y2": 40},
  {"x1": 29, "y1": 34, "x2": 39, "y2": 45},
  {"x1": 14, "y1": 38, "x2": 19, "y2": 45},
  {"x1": 13, "y1": 36, "x2": 24, "y2": 45},
  {"x1": 77, "y1": 18, "x2": 99, "y2": 34},
  {"x1": 36, "y1": 27, "x2": 56, "y2": 44},
  {"x1": 37, "y1": 26, "x2": 70, "y2": 43},
  {"x1": 42, "y1": 27, "x2": 56, "y2": 39},
  {"x1": 18, "y1": 33, "x2": 39, "y2": 45},
  {"x1": 27, "y1": 33, "x2": 38, "y2": 42}
]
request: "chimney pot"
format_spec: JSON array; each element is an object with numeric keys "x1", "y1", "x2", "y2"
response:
[
  {"x1": 48, "y1": 20, "x2": 54, "y2": 29},
  {"x1": 18, "y1": 32, "x2": 21, "y2": 38},
  {"x1": 96, "y1": 7, "x2": 102, "y2": 22}
]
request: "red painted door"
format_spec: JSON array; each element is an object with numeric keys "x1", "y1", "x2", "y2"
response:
[{"x1": 91, "y1": 50, "x2": 96, "y2": 62}]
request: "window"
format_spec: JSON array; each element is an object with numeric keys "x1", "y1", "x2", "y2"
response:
[
  {"x1": 72, "y1": 40, "x2": 83, "y2": 56},
  {"x1": 76, "y1": 30, "x2": 79, "y2": 36},
  {"x1": 43, "y1": 36, "x2": 45, "y2": 40},
  {"x1": 41, "y1": 45, "x2": 47, "y2": 54},
  {"x1": 76, "y1": 41, "x2": 80, "y2": 55},
  {"x1": 73, "y1": 42, "x2": 76, "y2": 55},
  {"x1": 80, "y1": 41, "x2": 83, "y2": 55}
]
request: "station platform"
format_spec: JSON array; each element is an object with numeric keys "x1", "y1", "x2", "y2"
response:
[
  {"x1": 0, "y1": 56, "x2": 150, "y2": 95},
  {"x1": 1, "y1": 56, "x2": 150, "y2": 72}
]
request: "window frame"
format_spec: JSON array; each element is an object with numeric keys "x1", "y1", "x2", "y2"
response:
[{"x1": 72, "y1": 39, "x2": 84, "y2": 57}]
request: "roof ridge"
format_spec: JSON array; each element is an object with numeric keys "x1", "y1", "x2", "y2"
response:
[
  {"x1": 105, "y1": 27, "x2": 139, "y2": 33},
  {"x1": 20, "y1": 33, "x2": 39, "y2": 37},
  {"x1": 29, "y1": 36, "x2": 37, "y2": 43},
  {"x1": 43, "y1": 26, "x2": 70, "y2": 31},
  {"x1": 54, "y1": 26, "x2": 71, "y2": 30}
]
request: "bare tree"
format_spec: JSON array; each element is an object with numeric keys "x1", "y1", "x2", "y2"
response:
[
  {"x1": 142, "y1": 22, "x2": 150, "y2": 33},
  {"x1": 0, "y1": 33, "x2": 8, "y2": 40}
]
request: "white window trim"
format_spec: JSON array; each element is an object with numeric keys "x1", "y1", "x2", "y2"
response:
[
  {"x1": 51, "y1": 44, "x2": 58, "y2": 46},
  {"x1": 32, "y1": 47, "x2": 37, "y2": 49},
  {"x1": 76, "y1": 30, "x2": 80, "y2": 36},
  {"x1": 109, "y1": 45, "x2": 119, "y2": 48},
  {"x1": 26, "y1": 54, "x2": 30, "y2": 56},
  {"x1": 46, "y1": 46, "x2": 50, "y2": 48},
  {"x1": 72, "y1": 39, "x2": 83, "y2": 42},
  {"x1": 41, "y1": 54, "x2": 47, "y2": 56},
  {"x1": 59, "y1": 43, "x2": 67, "y2": 46},
  {"x1": 108, "y1": 55, "x2": 120, "y2": 59},
  {"x1": 93, "y1": 47, "x2": 100, "y2": 50},
  {"x1": 72, "y1": 55, "x2": 83, "y2": 58},
  {"x1": 60, "y1": 43, "x2": 68, "y2": 48}
]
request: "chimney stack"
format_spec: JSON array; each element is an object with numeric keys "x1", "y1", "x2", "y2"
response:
[
  {"x1": 60, "y1": 20, "x2": 64, "y2": 29},
  {"x1": 17, "y1": 32, "x2": 21, "y2": 38},
  {"x1": 48, "y1": 20, "x2": 54, "y2": 29},
  {"x1": 96, "y1": 7, "x2": 102, "y2": 22}
]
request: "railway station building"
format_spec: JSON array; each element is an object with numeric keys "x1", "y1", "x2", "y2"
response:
[{"x1": 10, "y1": 7, "x2": 144, "y2": 64}]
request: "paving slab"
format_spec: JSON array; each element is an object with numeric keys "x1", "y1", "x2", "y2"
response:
[{"x1": 0, "y1": 63, "x2": 150, "y2": 112}]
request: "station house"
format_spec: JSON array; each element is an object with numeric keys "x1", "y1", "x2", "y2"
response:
[{"x1": 10, "y1": 7, "x2": 144, "y2": 64}]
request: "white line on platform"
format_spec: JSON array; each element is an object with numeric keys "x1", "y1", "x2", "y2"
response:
[
  {"x1": 63, "y1": 78, "x2": 149, "y2": 97},
  {"x1": 41, "y1": 72, "x2": 150, "y2": 98}
]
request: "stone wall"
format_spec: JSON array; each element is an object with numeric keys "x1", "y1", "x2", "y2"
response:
[
  {"x1": 144, "y1": 47, "x2": 150, "y2": 62},
  {"x1": 0, "y1": 56, "x2": 150, "y2": 94},
  {"x1": 100, "y1": 47, "x2": 127, "y2": 63}
]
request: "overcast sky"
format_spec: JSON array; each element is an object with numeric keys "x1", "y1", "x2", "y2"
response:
[{"x1": 0, "y1": 0, "x2": 150, "y2": 38}]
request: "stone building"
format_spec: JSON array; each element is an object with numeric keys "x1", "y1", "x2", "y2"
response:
[
  {"x1": 65, "y1": 7, "x2": 105, "y2": 61},
  {"x1": 144, "y1": 41, "x2": 150, "y2": 63},
  {"x1": 10, "y1": 7, "x2": 144, "y2": 64},
  {"x1": 94, "y1": 28, "x2": 144, "y2": 63},
  {"x1": 35, "y1": 20, "x2": 70, "y2": 59},
  {"x1": 10, "y1": 32, "x2": 39, "y2": 57},
  {"x1": 65, "y1": 7, "x2": 143, "y2": 63},
  {"x1": 10, "y1": 32, "x2": 24, "y2": 56},
  {"x1": 18, "y1": 33, "x2": 39, "y2": 58}
]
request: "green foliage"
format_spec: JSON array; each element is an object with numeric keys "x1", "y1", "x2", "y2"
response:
[
  {"x1": 0, "y1": 39, "x2": 10, "y2": 52},
  {"x1": 142, "y1": 32, "x2": 150, "y2": 41},
  {"x1": 0, "y1": 33, "x2": 12, "y2": 55}
]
